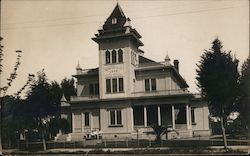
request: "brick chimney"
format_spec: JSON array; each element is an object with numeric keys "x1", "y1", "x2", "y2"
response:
[{"x1": 174, "y1": 60, "x2": 179, "y2": 72}]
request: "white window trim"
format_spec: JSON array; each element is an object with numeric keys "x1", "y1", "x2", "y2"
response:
[
  {"x1": 145, "y1": 78, "x2": 157, "y2": 92},
  {"x1": 108, "y1": 109, "x2": 122, "y2": 126},
  {"x1": 106, "y1": 77, "x2": 124, "y2": 93}
]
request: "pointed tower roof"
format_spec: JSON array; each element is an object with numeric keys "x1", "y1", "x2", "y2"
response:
[
  {"x1": 103, "y1": 3, "x2": 127, "y2": 30},
  {"x1": 109, "y1": 3, "x2": 125, "y2": 19},
  {"x1": 76, "y1": 62, "x2": 81, "y2": 70},
  {"x1": 92, "y1": 3, "x2": 144, "y2": 47}
]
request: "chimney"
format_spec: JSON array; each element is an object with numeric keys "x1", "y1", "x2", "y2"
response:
[{"x1": 174, "y1": 60, "x2": 179, "y2": 72}]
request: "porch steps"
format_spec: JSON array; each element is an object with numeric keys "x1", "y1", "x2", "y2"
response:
[
  {"x1": 67, "y1": 133, "x2": 85, "y2": 141},
  {"x1": 54, "y1": 134, "x2": 68, "y2": 142}
]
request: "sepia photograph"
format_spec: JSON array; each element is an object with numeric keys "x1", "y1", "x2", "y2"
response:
[{"x1": 0, "y1": 0, "x2": 249, "y2": 155}]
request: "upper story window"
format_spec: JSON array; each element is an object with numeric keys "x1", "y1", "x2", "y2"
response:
[
  {"x1": 112, "y1": 50, "x2": 117, "y2": 63},
  {"x1": 106, "y1": 50, "x2": 110, "y2": 64},
  {"x1": 111, "y1": 18, "x2": 117, "y2": 24},
  {"x1": 106, "y1": 77, "x2": 124, "y2": 93},
  {"x1": 118, "y1": 49, "x2": 123, "y2": 63},
  {"x1": 89, "y1": 83, "x2": 99, "y2": 95},
  {"x1": 105, "y1": 49, "x2": 123, "y2": 64},
  {"x1": 145, "y1": 78, "x2": 156, "y2": 92}
]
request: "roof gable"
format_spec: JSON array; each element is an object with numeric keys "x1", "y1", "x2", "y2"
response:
[{"x1": 103, "y1": 3, "x2": 127, "y2": 30}]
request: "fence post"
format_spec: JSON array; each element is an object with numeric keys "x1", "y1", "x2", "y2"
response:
[
  {"x1": 83, "y1": 139, "x2": 85, "y2": 147},
  {"x1": 63, "y1": 141, "x2": 65, "y2": 148},
  {"x1": 104, "y1": 139, "x2": 106, "y2": 148},
  {"x1": 149, "y1": 139, "x2": 151, "y2": 147},
  {"x1": 161, "y1": 139, "x2": 163, "y2": 147},
  {"x1": 126, "y1": 138, "x2": 128, "y2": 147},
  {"x1": 137, "y1": 139, "x2": 139, "y2": 147}
]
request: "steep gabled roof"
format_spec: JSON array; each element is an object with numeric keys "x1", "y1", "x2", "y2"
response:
[
  {"x1": 108, "y1": 3, "x2": 125, "y2": 19},
  {"x1": 103, "y1": 3, "x2": 127, "y2": 30}
]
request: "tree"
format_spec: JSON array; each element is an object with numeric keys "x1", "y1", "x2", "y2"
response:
[
  {"x1": 50, "y1": 81, "x2": 63, "y2": 117},
  {"x1": 196, "y1": 38, "x2": 239, "y2": 148},
  {"x1": 0, "y1": 36, "x2": 25, "y2": 156},
  {"x1": 61, "y1": 78, "x2": 76, "y2": 101},
  {"x1": 237, "y1": 58, "x2": 250, "y2": 130}
]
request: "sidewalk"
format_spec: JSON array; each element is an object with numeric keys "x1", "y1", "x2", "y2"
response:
[{"x1": 3, "y1": 145, "x2": 249, "y2": 155}]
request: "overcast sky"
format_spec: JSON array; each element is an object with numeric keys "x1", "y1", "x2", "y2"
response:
[{"x1": 1, "y1": 0, "x2": 249, "y2": 96}]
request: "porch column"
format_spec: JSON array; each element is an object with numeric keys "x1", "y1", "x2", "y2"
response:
[
  {"x1": 81, "y1": 113, "x2": 84, "y2": 133},
  {"x1": 157, "y1": 105, "x2": 161, "y2": 126},
  {"x1": 171, "y1": 105, "x2": 175, "y2": 129},
  {"x1": 90, "y1": 112, "x2": 93, "y2": 131},
  {"x1": 131, "y1": 107, "x2": 134, "y2": 131},
  {"x1": 72, "y1": 112, "x2": 75, "y2": 133},
  {"x1": 144, "y1": 106, "x2": 147, "y2": 127},
  {"x1": 189, "y1": 107, "x2": 192, "y2": 127},
  {"x1": 186, "y1": 104, "x2": 190, "y2": 129}
]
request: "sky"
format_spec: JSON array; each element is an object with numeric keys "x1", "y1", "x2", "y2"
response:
[{"x1": 1, "y1": 0, "x2": 249, "y2": 96}]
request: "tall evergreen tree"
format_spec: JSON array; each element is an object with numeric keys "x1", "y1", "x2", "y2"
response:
[
  {"x1": 196, "y1": 38, "x2": 240, "y2": 148},
  {"x1": 61, "y1": 78, "x2": 76, "y2": 101},
  {"x1": 237, "y1": 57, "x2": 250, "y2": 129}
]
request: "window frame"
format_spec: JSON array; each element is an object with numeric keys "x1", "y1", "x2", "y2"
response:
[
  {"x1": 89, "y1": 83, "x2": 99, "y2": 96},
  {"x1": 118, "y1": 49, "x2": 123, "y2": 63},
  {"x1": 106, "y1": 77, "x2": 124, "y2": 94},
  {"x1": 191, "y1": 107, "x2": 196, "y2": 125},
  {"x1": 112, "y1": 50, "x2": 117, "y2": 64},
  {"x1": 85, "y1": 112, "x2": 90, "y2": 126},
  {"x1": 105, "y1": 50, "x2": 110, "y2": 64},
  {"x1": 109, "y1": 109, "x2": 123, "y2": 127},
  {"x1": 145, "y1": 78, "x2": 157, "y2": 92}
]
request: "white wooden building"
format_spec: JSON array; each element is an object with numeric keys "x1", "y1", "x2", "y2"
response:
[{"x1": 60, "y1": 3, "x2": 211, "y2": 141}]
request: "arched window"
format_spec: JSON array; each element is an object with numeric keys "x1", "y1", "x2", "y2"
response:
[
  {"x1": 112, "y1": 50, "x2": 117, "y2": 63},
  {"x1": 118, "y1": 49, "x2": 123, "y2": 63},
  {"x1": 106, "y1": 50, "x2": 110, "y2": 64}
]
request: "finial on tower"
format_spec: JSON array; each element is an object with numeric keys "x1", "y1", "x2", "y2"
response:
[
  {"x1": 164, "y1": 51, "x2": 171, "y2": 66},
  {"x1": 76, "y1": 61, "x2": 82, "y2": 74}
]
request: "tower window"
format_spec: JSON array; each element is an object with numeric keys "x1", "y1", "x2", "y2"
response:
[
  {"x1": 118, "y1": 49, "x2": 123, "y2": 63},
  {"x1": 112, "y1": 50, "x2": 117, "y2": 63},
  {"x1": 106, "y1": 50, "x2": 110, "y2": 64},
  {"x1": 112, "y1": 18, "x2": 117, "y2": 24}
]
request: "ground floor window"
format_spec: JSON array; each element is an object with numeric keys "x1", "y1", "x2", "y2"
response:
[
  {"x1": 191, "y1": 107, "x2": 195, "y2": 124},
  {"x1": 175, "y1": 105, "x2": 186, "y2": 124},
  {"x1": 160, "y1": 105, "x2": 172, "y2": 127},
  {"x1": 147, "y1": 105, "x2": 158, "y2": 126},
  {"x1": 133, "y1": 106, "x2": 144, "y2": 126},
  {"x1": 109, "y1": 110, "x2": 122, "y2": 126},
  {"x1": 85, "y1": 112, "x2": 90, "y2": 126}
]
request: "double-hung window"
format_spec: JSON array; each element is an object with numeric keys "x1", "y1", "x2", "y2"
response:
[
  {"x1": 85, "y1": 112, "x2": 90, "y2": 126},
  {"x1": 105, "y1": 51, "x2": 110, "y2": 64},
  {"x1": 89, "y1": 83, "x2": 99, "y2": 95},
  {"x1": 106, "y1": 78, "x2": 124, "y2": 93},
  {"x1": 145, "y1": 78, "x2": 157, "y2": 91},
  {"x1": 109, "y1": 110, "x2": 122, "y2": 126}
]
